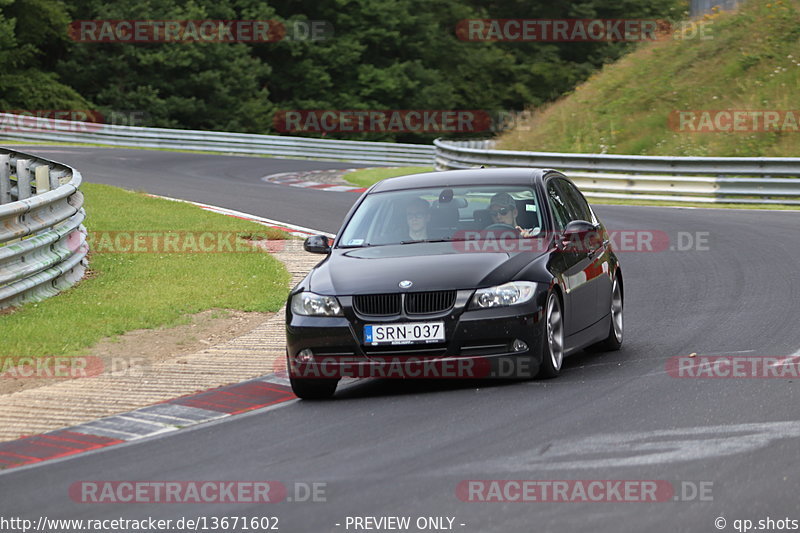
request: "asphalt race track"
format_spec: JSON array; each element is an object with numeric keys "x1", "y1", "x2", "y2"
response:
[
  {"x1": 2, "y1": 146, "x2": 800, "y2": 533},
  {"x1": 10, "y1": 146, "x2": 367, "y2": 232}
]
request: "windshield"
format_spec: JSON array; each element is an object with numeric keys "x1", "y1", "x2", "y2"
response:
[{"x1": 338, "y1": 185, "x2": 543, "y2": 248}]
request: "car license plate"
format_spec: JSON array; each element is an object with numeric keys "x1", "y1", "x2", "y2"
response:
[{"x1": 364, "y1": 322, "x2": 445, "y2": 345}]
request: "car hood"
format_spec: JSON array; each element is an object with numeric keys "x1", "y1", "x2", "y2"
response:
[{"x1": 308, "y1": 242, "x2": 546, "y2": 294}]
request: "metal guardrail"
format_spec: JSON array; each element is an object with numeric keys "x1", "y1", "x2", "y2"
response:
[
  {"x1": 0, "y1": 113, "x2": 435, "y2": 166},
  {"x1": 434, "y1": 139, "x2": 800, "y2": 205},
  {"x1": 0, "y1": 148, "x2": 88, "y2": 309},
  {"x1": 690, "y1": 0, "x2": 741, "y2": 17}
]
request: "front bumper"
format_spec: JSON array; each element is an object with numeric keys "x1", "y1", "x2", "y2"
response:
[{"x1": 285, "y1": 291, "x2": 547, "y2": 379}]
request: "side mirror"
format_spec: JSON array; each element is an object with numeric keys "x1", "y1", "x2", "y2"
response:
[
  {"x1": 304, "y1": 235, "x2": 331, "y2": 254},
  {"x1": 561, "y1": 220, "x2": 600, "y2": 252}
]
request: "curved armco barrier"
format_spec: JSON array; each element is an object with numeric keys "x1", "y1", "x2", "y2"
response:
[
  {"x1": 434, "y1": 138, "x2": 800, "y2": 206},
  {"x1": 0, "y1": 148, "x2": 88, "y2": 309}
]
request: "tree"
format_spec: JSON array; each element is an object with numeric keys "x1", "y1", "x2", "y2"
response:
[
  {"x1": 0, "y1": 0, "x2": 89, "y2": 110},
  {"x1": 56, "y1": 0, "x2": 276, "y2": 131}
]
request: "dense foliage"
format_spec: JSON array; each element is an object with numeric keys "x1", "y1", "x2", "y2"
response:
[{"x1": 1, "y1": 0, "x2": 684, "y2": 141}]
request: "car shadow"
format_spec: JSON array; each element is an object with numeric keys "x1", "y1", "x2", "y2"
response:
[
  {"x1": 334, "y1": 376, "x2": 520, "y2": 400},
  {"x1": 332, "y1": 348, "x2": 625, "y2": 400}
]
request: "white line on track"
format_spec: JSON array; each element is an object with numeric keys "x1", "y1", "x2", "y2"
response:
[
  {"x1": 697, "y1": 349, "x2": 755, "y2": 356},
  {"x1": 471, "y1": 419, "x2": 800, "y2": 470},
  {"x1": 145, "y1": 193, "x2": 335, "y2": 238}
]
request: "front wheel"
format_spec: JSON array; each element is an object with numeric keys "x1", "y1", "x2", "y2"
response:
[
  {"x1": 290, "y1": 377, "x2": 339, "y2": 400},
  {"x1": 537, "y1": 290, "x2": 564, "y2": 379}
]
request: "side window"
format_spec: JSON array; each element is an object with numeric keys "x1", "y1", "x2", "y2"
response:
[
  {"x1": 546, "y1": 180, "x2": 570, "y2": 230},
  {"x1": 556, "y1": 179, "x2": 594, "y2": 224}
]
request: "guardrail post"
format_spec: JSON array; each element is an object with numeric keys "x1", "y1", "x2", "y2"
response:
[
  {"x1": 34, "y1": 164, "x2": 51, "y2": 194},
  {"x1": 49, "y1": 169, "x2": 61, "y2": 191},
  {"x1": 16, "y1": 159, "x2": 31, "y2": 200},
  {"x1": 0, "y1": 154, "x2": 10, "y2": 204}
]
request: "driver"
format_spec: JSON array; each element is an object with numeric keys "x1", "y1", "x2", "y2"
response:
[{"x1": 488, "y1": 192, "x2": 536, "y2": 237}]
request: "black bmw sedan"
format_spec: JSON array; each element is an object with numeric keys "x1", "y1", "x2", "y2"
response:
[{"x1": 285, "y1": 168, "x2": 623, "y2": 399}]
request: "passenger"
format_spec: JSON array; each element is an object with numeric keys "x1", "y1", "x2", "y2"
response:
[{"x1": 405, "y1": 197, "x2": 431, "y2": 241}]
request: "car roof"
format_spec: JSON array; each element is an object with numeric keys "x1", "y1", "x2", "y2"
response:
[{"x1": 369, "y1": 168, "x2": 557, "y2": 193}]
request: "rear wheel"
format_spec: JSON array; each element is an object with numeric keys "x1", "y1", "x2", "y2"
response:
[
  {"x1": 537, "y1": 290, "x2": 564, "y2": 379},
  {"x1": 592, "y1": 274, "x2": 623, "y2": 351},
  {"x1": 290, "y1": 377, "x2": 338, "y2": 400}
]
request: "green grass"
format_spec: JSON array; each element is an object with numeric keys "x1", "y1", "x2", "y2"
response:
[
  {"x1": 496, "y1": 0, "x2": 800, "y2": 157},
  {"x1": 344, "y1": 166, "x2": 434, "y2": 187},
  {"x1": 0, "y1": 183, "x2": 291, "y2": 357}
]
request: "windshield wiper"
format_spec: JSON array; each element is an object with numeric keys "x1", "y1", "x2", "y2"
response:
[{"x1": 399, "y1": 238, "x2": 455, "y2": 244}]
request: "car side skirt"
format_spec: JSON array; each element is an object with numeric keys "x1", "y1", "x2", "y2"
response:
[{"x1": 564, "y1": 312, "x2": 611, "y2": 356}]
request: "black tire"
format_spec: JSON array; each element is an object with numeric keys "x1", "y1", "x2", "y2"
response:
[
  {"x1": 537, "y1": 290, "x2": 564, "y2": 379},
  {"x1": 591, "y1": 274, "x2": 623, "y2": 352},
  {"x1": 290, "y1": 377, "x2": 339, "y2": 400}
]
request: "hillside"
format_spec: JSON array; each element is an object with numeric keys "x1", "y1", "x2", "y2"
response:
[{"x1": 496, "y1": 0, "x2": 800, "y2": 157}]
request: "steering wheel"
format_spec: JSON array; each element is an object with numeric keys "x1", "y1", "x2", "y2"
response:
[{"x1": 485, "y1": 223, "x2": 518, "y2": 232}]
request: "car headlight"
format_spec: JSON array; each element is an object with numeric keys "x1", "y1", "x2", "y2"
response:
[
  {"x1": 471, "y1": 281, "x2": 537, "y2": 309},
  {"x1": 291, "y1": 292, "x2": 343, "y2": 316}
]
